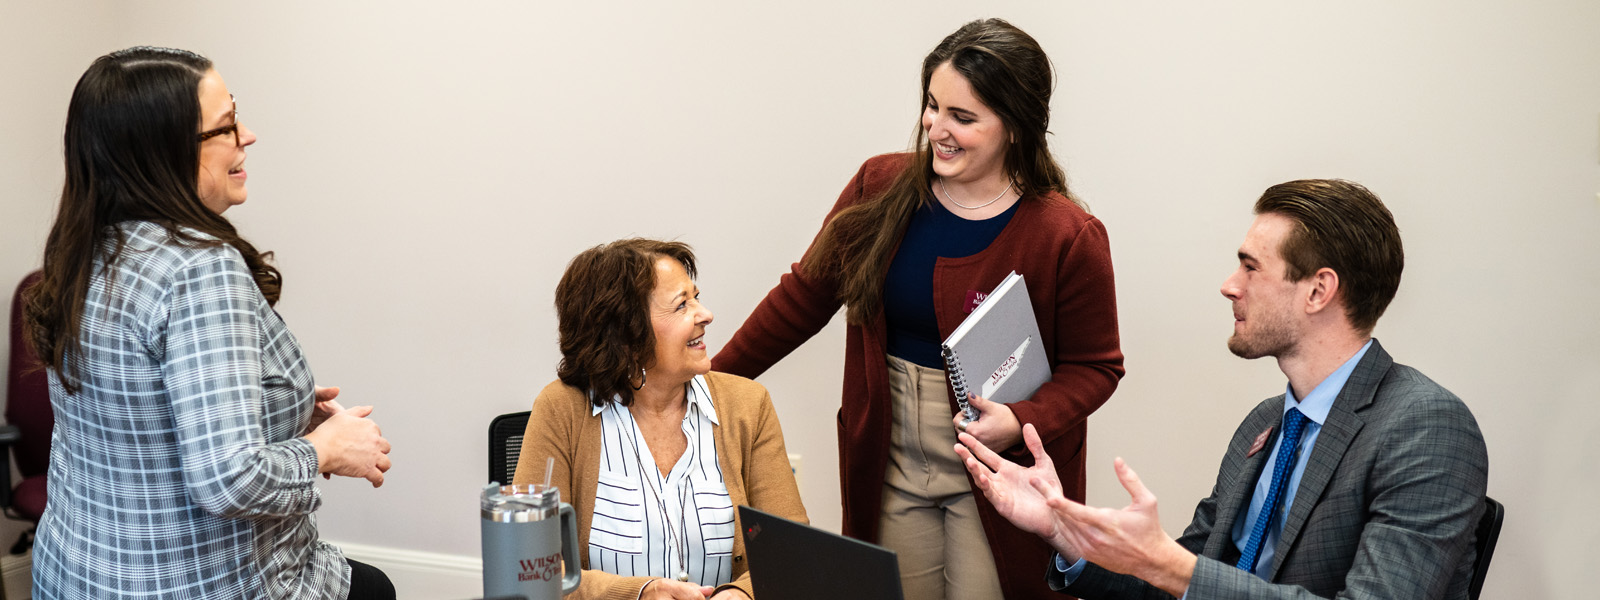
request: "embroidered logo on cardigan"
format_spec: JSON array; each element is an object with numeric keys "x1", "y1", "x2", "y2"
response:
[{"x1": 964, "y1": 289, "x2": 987, "y2": 314}]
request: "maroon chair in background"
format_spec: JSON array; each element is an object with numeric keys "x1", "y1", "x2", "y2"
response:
[{"x1": 3, "y1": 270, "x2": 51, "y2": 553}]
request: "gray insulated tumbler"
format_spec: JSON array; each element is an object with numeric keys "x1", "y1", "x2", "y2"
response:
[{"x1": 481, "y1": 483, "x2": 582, "y2": 598}]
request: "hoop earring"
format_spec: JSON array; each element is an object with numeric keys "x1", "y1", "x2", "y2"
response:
[{"x1": 631, "y1": 367, "x2": 647, "y2": 390}]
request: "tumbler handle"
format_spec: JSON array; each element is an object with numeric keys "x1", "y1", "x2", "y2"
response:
[{"x1": 559, "y1": 502, "x2": 582, "y2": 594}]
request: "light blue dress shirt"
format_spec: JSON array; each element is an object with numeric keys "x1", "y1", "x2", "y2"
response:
[
  {"x1": 1229, "y1": 340, "x2": 1370, "y2": 579},
  {"x1": 1052, "y1": 340, "x2": 1373, "y2": 594}
]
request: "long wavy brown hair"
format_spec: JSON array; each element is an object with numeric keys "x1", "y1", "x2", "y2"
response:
[
  {"x1": 24, "y1": 47, "x2": 282, "y2": 393},
  {"x1": 800, "y1": 18, "x2": 1076, "y2": 326}
]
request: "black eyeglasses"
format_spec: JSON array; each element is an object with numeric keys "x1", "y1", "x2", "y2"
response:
[{"x1": 197, "y1": 95, "x2": 241, "y2": 147}]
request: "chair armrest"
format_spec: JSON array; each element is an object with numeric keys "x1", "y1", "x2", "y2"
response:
[
  {"x1": 0, "y1": 424, "x2": 14, "y2": 509},
  {"x1": 0, "y1": 425, "x2": 19, "y2": 446}
]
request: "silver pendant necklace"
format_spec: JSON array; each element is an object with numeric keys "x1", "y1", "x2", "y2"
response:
[
  {"x1": 623, "y1": 395, "x2": 694, "y2": 583},
  {"x1": 939, "y1": 176, "x2": 1015, "y2": 210}
]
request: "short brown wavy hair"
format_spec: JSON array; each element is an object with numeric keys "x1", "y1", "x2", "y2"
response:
[
  {"x1": 1255, "y1": 179, "x2": 1403, "y2": 335},
  {"x1": 555, "y1": 238, "x2": 697, "y2": 407}
]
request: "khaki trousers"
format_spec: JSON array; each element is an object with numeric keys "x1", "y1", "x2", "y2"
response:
[{"x1": 880, "y1": 355, "x2": 1004, "y2": 600}]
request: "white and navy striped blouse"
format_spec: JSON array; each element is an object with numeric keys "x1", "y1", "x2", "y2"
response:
[{"x1": 588, "y1": 375, "x2": 737, "y2": 587}]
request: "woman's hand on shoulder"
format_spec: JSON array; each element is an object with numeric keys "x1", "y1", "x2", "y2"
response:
[
  {"x1": 641, "y1": 578, "x2": 714, "y2": 600},
  {"x1": 305, "y1": 404, "x2": 392, "y2": 487},
  {"x1": 954, "y1": 393, "x2": 1022, "y2": 450}
]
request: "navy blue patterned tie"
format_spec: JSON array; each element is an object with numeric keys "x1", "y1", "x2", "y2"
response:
[{"x1": 1236, "y1": 407, "x2": 1309, "y2": 573}]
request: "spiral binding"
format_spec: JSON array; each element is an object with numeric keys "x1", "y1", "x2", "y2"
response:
[{"x1": 942, "y1": 345, "x2": 976, "y2": 421}]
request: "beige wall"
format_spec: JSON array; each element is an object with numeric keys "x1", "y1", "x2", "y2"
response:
[{"x1": 2, "y1": 1, "x2": 1597, "y2": 597}]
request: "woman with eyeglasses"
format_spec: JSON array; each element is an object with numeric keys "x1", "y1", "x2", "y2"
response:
[{"x1": 23, "y1": 47, "x2": 395, "y2": 600}]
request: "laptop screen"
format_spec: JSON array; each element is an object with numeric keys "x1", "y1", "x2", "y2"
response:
[{"x1": 738, "y1": 506, "x2": 903, "y2": 600}]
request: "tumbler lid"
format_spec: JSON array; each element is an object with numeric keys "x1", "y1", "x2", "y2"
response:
[{"x1": 481, "y1": 483, "x2": 560, "y2": 517}]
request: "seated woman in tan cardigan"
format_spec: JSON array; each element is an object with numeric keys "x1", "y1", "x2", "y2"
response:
[{"x1": 514, "y1": 238, "x2": 807, "y2": 600}]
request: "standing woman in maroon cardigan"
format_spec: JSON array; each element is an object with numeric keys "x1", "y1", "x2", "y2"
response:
[{"x1": 711, "y1": 19, "x2": 1124, "y2": 600}]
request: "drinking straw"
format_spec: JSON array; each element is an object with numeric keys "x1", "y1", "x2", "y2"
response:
[{"x1": 543, "y1": 456, "x2": 554, "y2": 489}]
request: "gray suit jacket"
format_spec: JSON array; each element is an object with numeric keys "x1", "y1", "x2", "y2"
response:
[{"x1": 1058, "y1": 340, "x2": 1489, "y2": 599}]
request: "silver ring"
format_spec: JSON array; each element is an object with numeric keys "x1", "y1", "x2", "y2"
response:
[{"x1": 957, "y1": 419, "x2": 969, "y2": 432}]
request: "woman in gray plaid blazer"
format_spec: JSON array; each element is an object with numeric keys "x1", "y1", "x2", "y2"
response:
[{"x1": 22, "y1": 47, "x2": 394, "y2": 600}]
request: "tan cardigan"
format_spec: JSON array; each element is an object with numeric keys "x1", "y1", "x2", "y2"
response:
[{"x1": 513, "y1": 372, "x2": 808, "y2": 600}]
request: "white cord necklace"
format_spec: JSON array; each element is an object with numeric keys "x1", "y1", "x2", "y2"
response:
[
  {"x1": 939, "y1": 176, "x2": 1015, "y2": 210},
  {"x1": 623, "y1": 393, "x2": 694, "y2": 583}
]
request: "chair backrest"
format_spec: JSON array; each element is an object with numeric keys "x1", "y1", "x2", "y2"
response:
[
  {"x1": 7, "y1": 270, "x2": 54, "y2": 478},
  {"x1": 487, "y1": 411, "x2": 531, "y2": 485},
  {"x1": 1468, "y1": 495, "x2": 1504, "y2": 600}
]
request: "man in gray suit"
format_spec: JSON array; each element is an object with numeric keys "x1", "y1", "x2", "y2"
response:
[{"x1": 956, "y1": 179, "x2": 1489, "y2": 599}]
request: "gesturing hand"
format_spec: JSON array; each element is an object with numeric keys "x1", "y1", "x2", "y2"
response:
[
  {"x1": 954, "y1": 423, "x2": 1077, "y2": 560},
  {"x1": 305, "y1": 405, "x2": 392, "y2": 487},
  {"x1": 1044, "y1": 458, "x2": 1195, "y2": 596},
  {"x1": 958, "y1": 427, "x2": 1198, "y2": 597},
  {"x1": 641, "y1": 578, "x2": 713, "y2": 600}
]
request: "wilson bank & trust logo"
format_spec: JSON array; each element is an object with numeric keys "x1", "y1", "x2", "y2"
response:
[{"x1": 517, "y1": 552, "x2": 563, "y2": 582}]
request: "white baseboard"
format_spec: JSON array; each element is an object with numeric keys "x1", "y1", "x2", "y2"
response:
[
  {"x1": 1, "y1": 550, "x2": 31, "y2": 600},
  {"x1": 331, "y1": 541, "x2": 481, "y2": 600}
]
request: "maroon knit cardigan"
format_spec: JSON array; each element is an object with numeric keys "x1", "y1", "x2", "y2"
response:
[{"x1": 713, "y1": 153, "x2": 1124, "y2": 599}]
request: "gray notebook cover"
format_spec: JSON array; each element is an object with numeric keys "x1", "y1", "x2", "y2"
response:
[{"x1": 941, "y1": 272, "x2": 1050, "y2": 411}]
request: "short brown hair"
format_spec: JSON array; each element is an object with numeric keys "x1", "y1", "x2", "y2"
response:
[
  {"x1": 1255, "y1": 179, "x2": 1403, "y2": 334},
  {"x1": 554, "y1": 238, "x2": 697, "y2": 407}
]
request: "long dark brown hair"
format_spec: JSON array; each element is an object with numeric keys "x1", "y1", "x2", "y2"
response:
[
  {"x1": 801, "y1": 19, "x2": 1074, "y2": 325},
  {"x1": 23, "y1": 46, "x2": 282, "y2": 393}
]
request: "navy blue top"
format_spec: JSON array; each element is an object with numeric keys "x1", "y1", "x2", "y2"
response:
[{"x1": 884, "y1": 197, "x2": 1020, "y2": 368}]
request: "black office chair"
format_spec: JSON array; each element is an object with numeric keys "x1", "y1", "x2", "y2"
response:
[
  {"x1": 487, "y1": 411, "x2": 531, "y2": 485},
  {"x1": 1468, "y1": 496, "x2": 1504, "y2": 600}
]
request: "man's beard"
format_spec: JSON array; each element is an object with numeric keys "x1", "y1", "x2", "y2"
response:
[{"x1": 1227, "y1": 311, "x2": 1296, "y2": 360}]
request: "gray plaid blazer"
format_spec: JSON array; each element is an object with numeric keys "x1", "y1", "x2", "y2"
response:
[
  {"x1": 32, "y1": 222, "x2": 349, "y2": 599},
  {"x1": 1058, "y1": 340, "x2": 1489, "y2": 599}
]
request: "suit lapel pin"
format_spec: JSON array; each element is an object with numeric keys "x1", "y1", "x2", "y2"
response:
[{"x1": 1247, "y1": 426, "x2": 1274, "y2": 458}]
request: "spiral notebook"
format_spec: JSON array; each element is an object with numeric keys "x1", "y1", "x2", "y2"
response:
[{"x1": 942, "y1": 271, "x2": 1050, "y2": 421}]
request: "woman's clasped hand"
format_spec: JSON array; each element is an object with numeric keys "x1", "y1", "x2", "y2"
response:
[{"x1": 303, "y1": 386, "x2": 392, "y2": 487}]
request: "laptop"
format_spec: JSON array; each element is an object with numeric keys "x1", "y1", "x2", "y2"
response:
[{"x1": 738, "y1": 505, "x2": 904, "y2": 600}]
